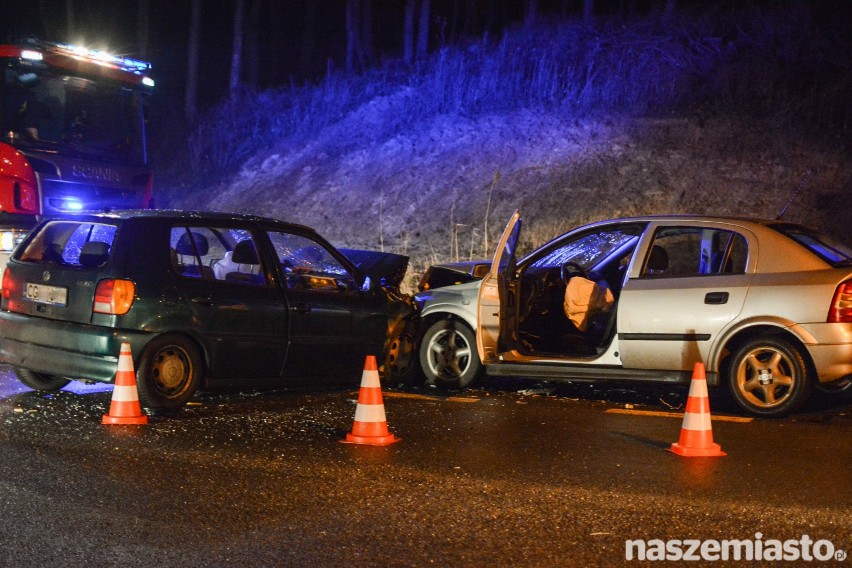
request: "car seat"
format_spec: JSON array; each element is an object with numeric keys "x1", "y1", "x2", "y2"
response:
[
  {"x1": 224, "y1": 240, "x2": 265, "y2": 285},
  {"x1": 645, "y1": 245, "x2": 669, "y2": 275},
  {"x1": 174, "y1": 231, "x2": 214, "y2": 279}
]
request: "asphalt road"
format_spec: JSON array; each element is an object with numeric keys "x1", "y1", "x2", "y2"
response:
[{"x1": 0, "y1": 366, "x2": 849, "y2": 567}]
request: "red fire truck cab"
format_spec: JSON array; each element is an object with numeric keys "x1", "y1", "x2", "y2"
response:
[{"x1": 0, "y1": 38, "x2": 155, "y2": 268}]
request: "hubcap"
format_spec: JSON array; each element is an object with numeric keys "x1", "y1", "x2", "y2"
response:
[
  {"x1": 152, "y1": 347, "x2": 191, "y2": 395},
  {"x1": 735, "y1": 346, "x2": 795, "y2": 408},
  {"x1": 427, "y1": 328, "x2": 472, "y2": 380}
]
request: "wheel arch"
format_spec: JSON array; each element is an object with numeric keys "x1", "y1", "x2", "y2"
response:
[
  {"x1": 137, "y1": 330, "x2": 210, "y2": 388},
  {"x1": 713, "y1": 321, "x2": 818, "y2": 384},
  {"x1": 419, "y1": 308, "x2": 477, "y2": 335}
]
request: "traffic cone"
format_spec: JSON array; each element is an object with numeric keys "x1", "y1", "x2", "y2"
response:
[
  {"x1": 669, "y1": 362, "x2": 725, "y2": 457},
  {"x1": 102, "y1": 342, "x2": 148, "y2": 425},
  {"x1": 340, "y1": 355, "x2": 400, "y2": 446}
]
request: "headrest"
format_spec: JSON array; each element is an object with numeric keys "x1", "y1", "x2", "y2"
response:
[
  {"x1": 647, "y1": 245, "x2": 669, "y2": 272},
  {"x1": 176, "y1": 232, "x2": 208, "y2": 256},
  {"x1": 79, "y1": 241, "x2": 110, "y2": 268},
  {"x1": 232, "y1": 240, "x2": 259, "y2": 264}
]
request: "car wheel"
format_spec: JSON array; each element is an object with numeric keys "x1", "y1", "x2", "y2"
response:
[
  {"x1": 726, "y1": 336, "x2": 811, "y2": 418},
  {"x1": 419, "y1": 319, "x2": 482, "y2": 389},
  {"x1": 136, "y1": 335, "x2": 203, "y2": 412},
  {"x1": 14, "y1": 368, "x2": 71, "y2": 391},
  {"x1": 382, "y1": 320, "x2": 418, "y2": 386}
]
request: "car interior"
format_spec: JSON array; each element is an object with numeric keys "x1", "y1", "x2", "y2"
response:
[{"x1": 510, "y1": 229, "x2": 642, "y2": 358}]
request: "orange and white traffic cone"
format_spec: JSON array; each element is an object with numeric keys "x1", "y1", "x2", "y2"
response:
[
  {"x1": 669, "y1": 362, "x2": 725, "y2": 457},
  {"x1": 102, "y1": 342, "x2": 148, "y2": 425},
  {"x1": 340, "y1": 355, "x2": 400, "y2": 446}
]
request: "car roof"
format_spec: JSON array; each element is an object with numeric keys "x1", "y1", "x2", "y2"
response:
[{"x1": 43, "y1": 209, "x2": 317, "y2": 233}]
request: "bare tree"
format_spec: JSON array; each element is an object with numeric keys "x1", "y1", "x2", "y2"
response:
[
  {"x1": 403, "y1": 0, "x2": 415, "y2": 66},
  {"x1": 345, "y1": 0, "x2": 365, "y2": 72},
  {"x1": 361, "y1": 0, "x2": 374, "y2": 66},
  {"x1": 245, "y1": 0, "x2": 263, "y2": 86},
  {"x1": 230, "y1": 0, "x2": 246, "y2": 95},
  {"x1": 299, "y1": 1, "x2": 317, "y2": 77},
  {"x1": 525, "y1": 0, "x2": 538, "y2": 27},
  {"x1": 583, "y1": 0, "x2": 594, "y2": 23},
  {"x1": 65, "y1": 0, "x2": 75, "y2": 40},
  {"x1": 185, "y1": 0, "x2": 201, "y2": 123},
  {"x1": 137, "y1": 0, "x2": 150, "y2": 58},
  {"x1": 416, "y1": 0, "x2": 430, "y2": 61}
]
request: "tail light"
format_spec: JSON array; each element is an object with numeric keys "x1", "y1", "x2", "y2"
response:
[
  {"x1": 1, "y1": 268, "x2": 13, "y2": 299},
  {"x1": 94, "y1": 279, "x2": 135, "y2": 315},
  {"x1": 827, "y1": 280, "x2": 852, "y2": 323}
]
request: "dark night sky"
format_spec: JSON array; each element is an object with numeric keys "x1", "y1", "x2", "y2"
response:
[
  {"x1": 2, "y1": 0, "x2": 675, "y2": 110},
  {"x1": 4, "y1": 1, "x2": 850, "y2": 115}
]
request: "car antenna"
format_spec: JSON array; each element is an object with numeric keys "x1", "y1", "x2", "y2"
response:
[{"x1": 776, "y1": 169, "x2": 813, "y2": 220}]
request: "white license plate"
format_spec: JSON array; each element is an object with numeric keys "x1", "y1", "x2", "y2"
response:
[{"x1": 25, "y1": 282, "x2": 68, "y2": 306}]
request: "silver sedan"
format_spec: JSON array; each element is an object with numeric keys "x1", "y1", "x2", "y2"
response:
[{"x1": 416, "y1": 212, "x2": 852, "y2": 417}]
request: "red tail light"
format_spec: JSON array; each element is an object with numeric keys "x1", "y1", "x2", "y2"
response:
[
  {"x1": 1, "y1": 268, "x2": 13, "y2": 299},
  {"x1": 94, "y1": 279, "x2": 136, "y2": 315},
  {"x1": 827, "y1": 280, "x2": 852, "y2": 323}
]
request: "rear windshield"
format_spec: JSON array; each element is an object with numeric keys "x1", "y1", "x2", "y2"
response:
[
  {"x1": 771, "y1": 224, "x2": 852, "y2": 267},
  {"x1": 17, "y1": 220, "x2": 117, "y2": 268}
]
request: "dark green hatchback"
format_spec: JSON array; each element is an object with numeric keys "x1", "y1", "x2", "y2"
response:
[{"x1": 0, "y1": 211, "x2": 415, "y2": 411}]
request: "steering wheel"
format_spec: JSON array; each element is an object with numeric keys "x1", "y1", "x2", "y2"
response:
[{"x1": 561, "y1": 261, "x2": 588, "y2": 283}]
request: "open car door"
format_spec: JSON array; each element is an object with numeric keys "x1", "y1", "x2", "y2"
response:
[{"x1": 476, "y1": 210, "x2": 521, "y2": 364}]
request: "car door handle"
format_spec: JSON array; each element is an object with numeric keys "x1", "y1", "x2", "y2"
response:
[
  {"x1": 191, "y1": 296, "x2": 218, "y2": 307},
  {"x1": 293, "y1": 303, "x2": 311, "y2": 314},
  {"x1": 704, "y1": 292, "x2": 729, "y2": 305}
]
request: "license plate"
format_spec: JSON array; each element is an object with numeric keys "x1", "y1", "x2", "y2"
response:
[{"x1": 25, "y1": 282, "x2": 68, "y2": 306}]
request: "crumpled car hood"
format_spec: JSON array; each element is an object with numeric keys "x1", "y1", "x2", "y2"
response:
[{"x1": 340, "y1": 248, "x2": 409, "y2": 289}]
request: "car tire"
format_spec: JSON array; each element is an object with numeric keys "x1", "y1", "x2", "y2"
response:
[
  {"x1": 419, "y1": 318, "x2": 482, "y2": 390},
  {"x1": 725, "y1": 336, "x2": 812, "y2": 418},
  {"x1": 14, "y1": 368, "x2": 71, "y2": 391},
  {"x1": 136, "y1": 335, "x2": 203, "y2": 412},
  {"x1": 382, "y1": 320, "x2": 418, "y2": 386}
]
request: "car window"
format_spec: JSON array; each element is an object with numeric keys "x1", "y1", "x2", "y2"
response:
[
  {"x1": 169, "y1": 226, "x2": 269, "y2": 286},
  {"x1": 529, "y1": 228, "x2": 641, "y2": 270},
  {"x1": 267, "y1": 231, "x2": 358, "y2": 292},
  {"x1": 641, "y1": 227, "x2": 748, "y2": 278},
  {"x1": 17, "y1": 220, "x2": 117, "y2": 267},
  {"x1": 771, "y1": 225, "x2": 852, "y2": 266}
]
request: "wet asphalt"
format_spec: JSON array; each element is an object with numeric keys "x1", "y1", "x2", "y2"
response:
[{"x1": 0, "y1": 367, "x2": 849, "y2": 567}]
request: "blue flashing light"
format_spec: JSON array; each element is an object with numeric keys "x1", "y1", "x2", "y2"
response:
[{"x1": 65, "y1": 201, "x2": 84, "y2": 211}]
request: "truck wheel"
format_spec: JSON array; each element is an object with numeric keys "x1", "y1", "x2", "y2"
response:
[
  {"x1": 14, "y1": 368, "x2": 71, "y2": 391},
  {"x1": 419, "y1": 318, "x2": 482, "y2": 390},
  {"x1": 136, "y1": 335, "x2": 202, "y2": 412},
  {"x1": 725, "y1": 336, "x2": 811, "y2": 418}
]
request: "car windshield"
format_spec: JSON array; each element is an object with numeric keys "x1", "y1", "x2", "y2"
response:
[
  {"x1": 1, "y1": 64, "x2": 146, "y2": 165},
  {"x1": 529, "y1": 228, "x2": 640, "y2": 270},
  {"x1": 772, "y1": 224, "x2": 852, "y2": 267}
]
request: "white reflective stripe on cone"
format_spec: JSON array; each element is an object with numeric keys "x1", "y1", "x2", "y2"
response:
[
  {"x1": 354, "y1": 404, "x2": 387, "y2": 423},
  {"x1": 360, "y1": 370, "x2": 381, "y2": 388},
  {"x1": 687, "y1": 377, "x2": 708, "y2": 398},
  {"x1": 112, "y1": 384, "x2": 140, "y2": 402},
  {"x1": 682, "y1": 410, "x2": 712, "y2": 432}
]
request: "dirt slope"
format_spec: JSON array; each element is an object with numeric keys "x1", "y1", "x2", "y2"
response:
[{"x1": 176, "y1": 105, "x2": 851, "y2": 288}]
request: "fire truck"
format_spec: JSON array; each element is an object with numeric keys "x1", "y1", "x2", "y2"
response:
[{"x1": 0, "y1": 38, "x2": 155, "y2": 271}]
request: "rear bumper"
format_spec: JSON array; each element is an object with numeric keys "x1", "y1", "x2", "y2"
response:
[
  {"x1": 798, "y1": 322, "x2": 852, "y2": 383},
  {"x1": 0, "y1": 311, "x2": 153, "y2": 383}
]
